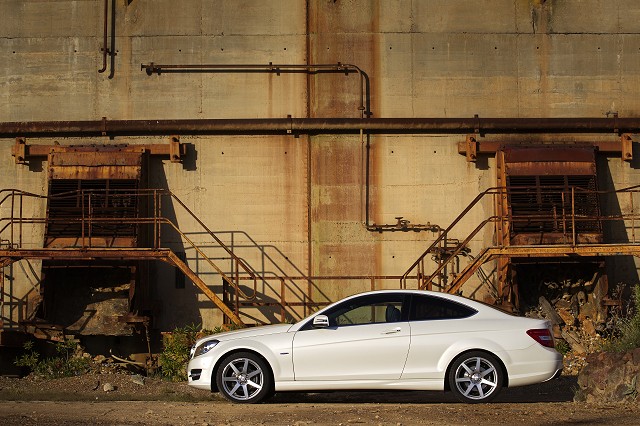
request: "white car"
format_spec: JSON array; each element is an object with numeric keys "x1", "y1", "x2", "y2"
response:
[{"x1": 187, "y1": 290, "x2": 563, "y2": 403}]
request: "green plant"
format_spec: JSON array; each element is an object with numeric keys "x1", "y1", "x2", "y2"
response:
[
  {"x1": 604, "y1": 285, "x2": 640, "y2": 352},
  {"x1": 159, "y1": 323, "x2": 242, "y2": 382},
  {"x1": 15, "y1": 339, "x2": 91, "y2": 379},
  {"x1": 555, "y1": 339, "x2": 571, "y2": 356}
]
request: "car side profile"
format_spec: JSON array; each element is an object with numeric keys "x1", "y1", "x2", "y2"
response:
[{"x1": 187, "y1": 290, "x2": 563, "y2": 403}]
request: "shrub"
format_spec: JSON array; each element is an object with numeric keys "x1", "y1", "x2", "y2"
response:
[
  {"x1": 604, "y1": 285, "x2": 640, "y2": 352},
  {"x1": 159, "y1": 323, "x2": 241, "y2": 382},
  {"x1": 15, "y1": 339, "x2": 91, "y2": 379}
]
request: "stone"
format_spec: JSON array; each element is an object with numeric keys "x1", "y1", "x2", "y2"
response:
[
  {"x1": 556, "y1": 307, "x2": 576, "y2": 326},
  {"x1": 103, "y1": 383, "x2": 115, "y2": 392},
  {"x1": 131, "y1": 374, "x2": 145, "y2": 386},
  {"x1": 581, "y1": 318, "x2": 597, "y2": 337},
  {"x1": 94, "y1": 355, "x2": 107, "y2": 363}
]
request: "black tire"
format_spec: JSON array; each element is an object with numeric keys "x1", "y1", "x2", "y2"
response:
[
  {"x1": 215, "y1": 352, "x2": 273, "y2": 403},
  {"x1": 448, "y1": 351, "x2": 503, "y2": 403}
]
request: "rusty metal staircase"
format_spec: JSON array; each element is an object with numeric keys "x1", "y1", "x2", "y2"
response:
[
  {"x1": 402, "y1": 184, "x2": 640, "y2": 309},
  {"x1": 0, "y1": 188, "x2": 255, "y2": 329}
]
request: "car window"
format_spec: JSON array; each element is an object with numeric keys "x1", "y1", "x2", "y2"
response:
[
  {"x1": 409, "y1": 294, "x2": 476, "y2": 321},
  {"x1": 304, "y1": 293, "x2": 406, "y2": 329}
]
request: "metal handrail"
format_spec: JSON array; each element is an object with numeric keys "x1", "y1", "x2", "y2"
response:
[
  {"x1": 0, "y1": 188, "x2": 260, "y2": 305},
  {"x1": 402, "y1": 184, "x2": 640, "y2": 292}
]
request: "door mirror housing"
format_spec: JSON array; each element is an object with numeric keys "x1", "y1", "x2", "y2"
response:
[{"x1": 312, "y1": 315, "x2": 330, "y2": 328}]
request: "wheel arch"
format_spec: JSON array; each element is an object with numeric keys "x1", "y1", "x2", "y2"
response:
[
  {"x1": 443, "y1": 348, "x2": 509, "y2": 391},
  {"x1": 210, "y1": 348, "x2": 275, "y2": 393}
]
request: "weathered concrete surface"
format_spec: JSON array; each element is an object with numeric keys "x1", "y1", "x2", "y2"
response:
[{"x1": 2, "y1": 1, "x2": 640, "y2": 330}]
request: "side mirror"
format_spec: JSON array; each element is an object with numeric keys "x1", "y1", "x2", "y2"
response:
[{"x1": 312, "y1": 315, "x2": 330, "y2": 328}]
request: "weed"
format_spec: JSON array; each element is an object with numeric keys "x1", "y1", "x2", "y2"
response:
[
  {"x1": 14, "y1": 339, "x2": 91, "y2": 379},
  {"x1": 159, "y1": 323, "x2": 242, "y2": 382},
  {"x1": 603, "y1": 285, "x2": 640, "y2": 352},
  {"x1": 555, "y1": 339, "x2": 571, "y2": 355}
]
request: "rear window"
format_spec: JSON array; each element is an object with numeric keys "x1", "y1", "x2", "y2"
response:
[{"x1": 409, "y1": 294, "x2": 477, "y2": 321}]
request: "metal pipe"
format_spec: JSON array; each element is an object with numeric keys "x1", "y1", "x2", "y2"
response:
[
  {"x1": 141, "y1": 62, "x2": 370, "y2": 117},
  {"x1": 98, "y1": 0, "x2": 109, "y2": 73},
  {"x1": 2, "y1": 117, "x2": 640, "y2": 138}
]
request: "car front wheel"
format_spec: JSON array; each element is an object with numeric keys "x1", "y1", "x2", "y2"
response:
[
  {"x1": 448, "y1": 351, "x2": 503, "y2": 403},
  {"x1": 215, "y1": 352, "x2": 273, "y2": 403}
]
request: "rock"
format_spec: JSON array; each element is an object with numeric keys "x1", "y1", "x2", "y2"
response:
[
  {"x1": 561, "y1": 330, "x2": 586, "y2": 354},
  {"x1": 556, "y1": 307, "x2": 576, "y2": 326},
  {"x1": 581, "y1": 318, "x2": 597, "y2": 337},
  {"x1": 578, "y1": 350, "x2": 640, "y2": 402},
  {"x1": 539, "y1": 296, "x2": 564, "y2": 326},
  {"x1": 103, "y1": 383, "x2": 115, "y2": 392},
  {"x1": 131, "y1": 374, "x2": 145, "y2": 386}
]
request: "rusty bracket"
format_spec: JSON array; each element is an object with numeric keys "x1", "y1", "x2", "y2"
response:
[
  {"x1": 169, "y1": 136, "x2": 182, "y2": 163},
  {"x1": 11, "y1": 139, "x2": 187, "y2": 164},
  {"x1": 621, "y1": 133, "x2": 633, "y2": 162},
  {"x1": 12, "y1": 137, "x2": 27, "y2": 164},
  {"x1": 465, "y1": 134, "x2": 478, "y2": 162}
]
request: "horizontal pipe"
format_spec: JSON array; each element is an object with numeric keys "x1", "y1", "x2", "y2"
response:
[{"x1": 0, "y1": 117, "x2": 639, "y2": 138}]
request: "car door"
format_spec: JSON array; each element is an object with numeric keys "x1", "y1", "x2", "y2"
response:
[
  {"x1": 402, "y1": 294, "x2": 478, "y2": 380},
  {"x1": 292, "y1": 293, "x2": 410, "y2": 381}
]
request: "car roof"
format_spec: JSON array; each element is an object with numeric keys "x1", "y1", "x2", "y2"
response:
[{"x1": 294, "y1": 289, "x2": 510, "y2": 326}]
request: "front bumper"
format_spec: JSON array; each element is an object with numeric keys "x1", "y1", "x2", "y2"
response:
[{"x1": 187, "y1": 355, "x2": 215, "y2": 390}]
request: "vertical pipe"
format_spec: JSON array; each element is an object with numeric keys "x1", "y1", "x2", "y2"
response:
[
  {"x1": 561, "y1": 191, "x2": 567, "y2": 242},
  {"x1": 88, "y1": 192, "x2": 93, "y2": 248},
  {"x1": 81, "y1": 190, "x2": 85, "y2": 247},
  {"x1": 631, "y1": 191, "x2": 635, "y2": 243},
  {"x1": 222, "y1": 277, "x2": 229, "y2": 325},
  {"x1": 19, "y1": 191, "x2": 23, "y2": 247},
  {"x1": 10, "y1": 190, "x2": 14, "y2": 247},
  {"x1": 571, "y1": 187, "x2": 576, "y2": 246},
  {"x1": 280, "y1": 277, "x2": 285, "y2": 323},
  {"x1": 98, "y1": 0, "x2": 108, "y2": 73},
  {"x1": 0, "y1": 260, "x2": 4, "y2": 327},
  {"x1": 157, "y1": 191, "x2": 162, "y2": 248},
  {"x1": 305, "y1": 0, "x2": 313, "y2": 318}
]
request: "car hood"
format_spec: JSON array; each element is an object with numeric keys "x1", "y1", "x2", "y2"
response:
[{"x1": 194, "y1": 323, "x2": 293, "y2": 345}]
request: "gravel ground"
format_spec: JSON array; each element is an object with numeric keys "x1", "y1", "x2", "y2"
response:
[{"x1": 1, "y1": 372, "x2": 639, "y2": 425}]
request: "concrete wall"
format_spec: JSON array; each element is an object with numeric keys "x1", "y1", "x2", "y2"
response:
[{"x1": 2, "y1": 0, "x2": 640, "y2": 330}]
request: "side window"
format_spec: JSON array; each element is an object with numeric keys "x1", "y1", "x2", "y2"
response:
[
  {"x1": 322, "y1": 293, "x2": 406, "y2": 327},
  {"x1": 409, "y1": 295, "x2": 476, "y2": 321}
]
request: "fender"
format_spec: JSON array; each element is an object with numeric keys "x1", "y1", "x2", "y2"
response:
[{"x1": 436, "y1": 338, "x2": 512, "y2": 373}]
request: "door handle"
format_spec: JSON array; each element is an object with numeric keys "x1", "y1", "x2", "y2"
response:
[{"x1": 382, "y1": 327, "x2": 401, "y2": 334}]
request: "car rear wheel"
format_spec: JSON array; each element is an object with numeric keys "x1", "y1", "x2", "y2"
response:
[
  {"x1": 216, "y1": 352, "x2": 273, "y2": 403},
  {"x1": 448, "y1": 351, "x2": 503, "y2": 403}
]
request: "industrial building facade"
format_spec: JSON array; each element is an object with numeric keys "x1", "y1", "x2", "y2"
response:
[{"x1": 2, "y1": 1, "x2": 640, "y2": 346}]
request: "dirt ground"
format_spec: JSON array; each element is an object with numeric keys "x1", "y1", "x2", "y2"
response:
[{"x1": 0, "y1": 373, "x2": 639, "y2": 425}]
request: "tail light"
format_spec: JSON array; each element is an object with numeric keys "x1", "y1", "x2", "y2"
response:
[{"x1": 527, "y1": 328, "x2": 555, "y2": 348}]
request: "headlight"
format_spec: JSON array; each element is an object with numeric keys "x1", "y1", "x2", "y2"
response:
[{"x1": 193, "y1": 339, "x2": 219, "y2": 358}]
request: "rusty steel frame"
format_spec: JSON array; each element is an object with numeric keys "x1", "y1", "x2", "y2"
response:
[
  {"x1": 402, "y1": 184, "x2": 640, "y2": 306},
  {"x1": 2, "y1": 116, "x2": 640, "y2": 138},
  {"x1": 0, "y1": 189, "x2": 260, "y2": 326},
  {"x1": 458, "y1": 133, "x2": 632, "y2": 161},
  {"x1": 11, "y1": 137, "x2": 186, "y2": 164}
]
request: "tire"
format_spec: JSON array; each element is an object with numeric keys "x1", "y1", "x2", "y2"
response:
[
  {"x1": 448, "y1": 351, "x2": 503, "y2": 403},
  {"x1": 215, "y1": 352, "x2": 273, "y2": 403}
]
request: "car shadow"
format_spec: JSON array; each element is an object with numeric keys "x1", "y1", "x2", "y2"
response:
[{"x1": 269, "y1": 376, "x2": 577, "y2": 404}]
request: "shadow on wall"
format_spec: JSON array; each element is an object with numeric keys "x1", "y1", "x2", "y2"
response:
[
  {"x1": 183, "y1": 229, "x2": 332, "y2": 325},
  {"x1": 1, "y1": 259, "x2": 42, "y2": 329},
  {"x1": 598, "y1": 155, "x2": 640, "y2": 286}
]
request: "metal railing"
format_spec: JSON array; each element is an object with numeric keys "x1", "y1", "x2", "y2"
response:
[
  {"x1": 0, "y1": 188, "x2": 258, "y2": 314},
  {"x1": 401, "y1": 184, "x2": 640, "y2": 293}
]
